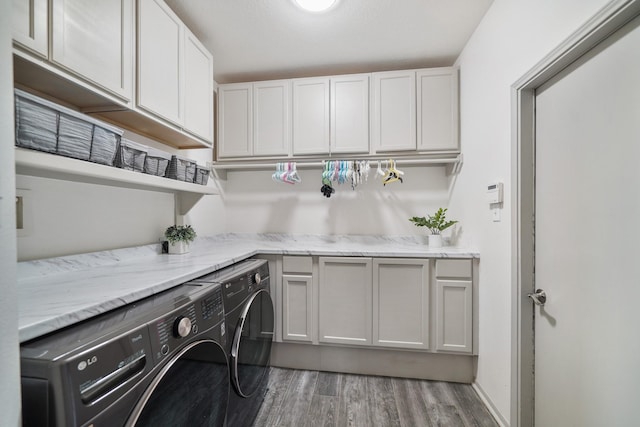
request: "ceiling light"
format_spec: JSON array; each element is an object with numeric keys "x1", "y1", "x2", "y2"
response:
[{"x1": 294, "y1": 0, "x2": 338, "y2": 13}]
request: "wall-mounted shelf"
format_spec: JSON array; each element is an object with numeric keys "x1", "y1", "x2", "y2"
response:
[
  {"x1": 15, "y1": 148, "x2": 218, "y2": 214},
  {"x1": 211, "y1": 153, "x2": 463, "y2": 179}
]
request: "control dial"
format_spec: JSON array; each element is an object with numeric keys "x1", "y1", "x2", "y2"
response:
[
  {"x1": 173, "y1": 316, "x2": 192, "y2": 338},
  {"x1": 254, "y1": 272, "x2": 261, "y2": 285}
]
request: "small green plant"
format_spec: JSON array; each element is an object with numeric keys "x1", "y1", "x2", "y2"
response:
[
  {"x1": 164, "y1": 225, "x2": 197, "y2": 244},
  {"x1": 409, "y1": 208, "x2": 458, "y2": 235}
]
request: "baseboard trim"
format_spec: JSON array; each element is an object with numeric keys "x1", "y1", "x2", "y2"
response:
[
  {"x1": 472, "y1": 382, "x2": 510, "y2": 427},
  {"x1": 270, "y1": 341, "x2": 476, "y2": 383}
]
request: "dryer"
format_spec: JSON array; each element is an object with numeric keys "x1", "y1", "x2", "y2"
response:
[
  {"x1": 191, "y1": 259, "x2": 274, "y2": 427},
  {"x1": 21, "y1": 281, "x2": 229, "y2": 427}
]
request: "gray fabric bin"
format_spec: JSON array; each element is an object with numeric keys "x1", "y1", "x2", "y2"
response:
[
  {"x1": 166, "y1": 155, "x2": 197, "y2": 182},
  {"x1": 14, "y1": 89, "x2": 123, "y2": 165},
  {"x1": 115, "y1": 139, "x2": 148, "y2": 172},
  {"x1": 194, "y1": 165, "x2": 209, "y2": 185},
  {"x1": 143, "y1": 147, "x2": 172, "y2": 177}
]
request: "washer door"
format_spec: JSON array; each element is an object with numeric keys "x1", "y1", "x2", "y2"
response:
[
  {"x1": 127, "y1": 340, "x2": 229, "y2": 427},
  {"x1": 231, "y1": 289, "x2": 274, "y2": 397}
]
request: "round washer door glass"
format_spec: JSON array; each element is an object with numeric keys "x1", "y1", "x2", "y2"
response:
[
  {"x1": 129, "y1": 340, "x2": 229, "y2": 427},
  {"x1": 232, "y1": 289, "x2": 274, "y2": 397}
]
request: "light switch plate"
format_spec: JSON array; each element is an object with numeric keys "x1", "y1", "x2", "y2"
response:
[{"x1": 492, "y1": 207, "x2": 501, "y2": 222}]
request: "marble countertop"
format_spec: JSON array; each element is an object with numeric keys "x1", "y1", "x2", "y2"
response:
[{"x1": 18, "y1": 233, "x2": 479, "y2": 343}]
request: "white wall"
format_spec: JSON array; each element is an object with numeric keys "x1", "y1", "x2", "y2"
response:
[
  {"x1": 222, "y1": 165, "x2": 456, "y2": 237},
  {"x1": 450, "y1": 0, "x2": 611, "y2": 423},
  {"x1": 16, "y1": 130, "x2": 225, "y2": 261},
  {"x1": 1, "y1": 0, "x2": 22, "y2": 424}
]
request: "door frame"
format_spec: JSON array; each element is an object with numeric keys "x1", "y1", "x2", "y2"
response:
[{"x1": 510, "y1": 1, "x2": 640, "y2": 426}]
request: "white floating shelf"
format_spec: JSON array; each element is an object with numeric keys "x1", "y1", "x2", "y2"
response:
[{"x1": 15, "y1": 148, "x2": 218, "y2": 202}]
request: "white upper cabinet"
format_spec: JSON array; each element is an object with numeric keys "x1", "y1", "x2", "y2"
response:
[
  {"x1": 218, "y1": 83, "x2": 253, "y2": 158},
  {"x1": 253, "y1": 80, "x2": 291, "y2": 156},
  {"x1": 417, "y1": 68, "x2": 459, "y2": 151},
  {"x1": 138, "y1": 0, "x2": 214, "y2": 143},
  {"x1": 292, "y1": 77, "x2": 330, "y2": 155},
  {"x1": 51, "y1": 0, "x2": 134, "y2": 101},
  {"x1": 184, "y1": 28, "x2": 214, "y2": 142},
  {"x1": 330, "y1": 74, "x2": 370, "y2": 154},
  {"x1": 12, "y1": 0, "x2": 48, "y2": 57},
  {"x1": 372, "y1": 70, "x2": 417, "y2": 152},
  {"x1": 138, "y1": 0, "x2": 183, "y2": 126}
]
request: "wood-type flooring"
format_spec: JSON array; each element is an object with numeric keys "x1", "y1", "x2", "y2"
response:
[{"x1": 253, "y1": 367, "x2": 499, "y2": 427}]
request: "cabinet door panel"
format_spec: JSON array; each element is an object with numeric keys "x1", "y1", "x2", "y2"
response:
[
  {"x1": 254, "y1": 80, "x2": 291, "y2": 156},
  {"x1": 292, "y1": 78, "x2": 330, "y2": 155},
  {"x1": 436, "y1": 279, "x2": 472, "y2": 353},
  {"x1": 417, "y1": 68, "x2": 459, "y2": 151},
  {"x1": 12, "y1": 0, "x2": 48, "y2": 57},
  {"x1": 319, "y1": 257, "x2": 372, "y2": 346},
  {"x1": 373, "y1": 259, "x2": 429, "y2": 349},
  {"x1": 184, "y1": 29, "x2": 213, "y2": 141},
  {"x1": 218, "y1": 83, "x2": 252, "y2": 158},
  {"x1": 372, "y1": 71, "x2": 416, "y2": 152},
  {"x1": 52, "y1": 0, "x2": 133, "y2": 100},
  {"x1": 138, "y1": 0, "x2": 183, "y2": 124},
  {"x1": 331, "y1": 74, "x2": 369, "y2": 154},
  {"x1": 282, "y1": 274, "x2": 313, "y2": 342}
]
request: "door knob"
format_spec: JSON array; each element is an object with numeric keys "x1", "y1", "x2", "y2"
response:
[{"x1": 527, "y1": 289, "x2": 547, "y2": 306}]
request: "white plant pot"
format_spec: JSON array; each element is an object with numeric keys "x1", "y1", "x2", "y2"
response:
[
  {"x1": 428, "y1": 234, "x2": 443, "y2": 248},
  {"x1": 168, "y1": 240, "x2": 190, "y2": 254}
]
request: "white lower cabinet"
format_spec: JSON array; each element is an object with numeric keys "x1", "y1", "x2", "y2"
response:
[
  {"x1": 373, "y1": 258, "x2": 430, "y2": 349},
  {"x1": 282, "y1": 274, "x2": 314, "y2": 342},
  {"x1": 319, "y1": 257, "x2": 372, "y2": 346},
  {"x1": 435, "y1": 259, "x2": 473, "y2": 353}
]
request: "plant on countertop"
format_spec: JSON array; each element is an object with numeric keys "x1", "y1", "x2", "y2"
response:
[
  {"x1": 165, "y1": 225, "x2": 197, "y2": 244},
  {"x1": 409, "y1": 208, "x2": 458, "y2": 235}
]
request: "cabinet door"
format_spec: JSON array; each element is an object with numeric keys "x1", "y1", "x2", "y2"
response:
[
  {"x1": 417, "y1": 68, "x2": 459, "y2": 151},
  {"x1": 282, "y1": 274, "x2": 314, "y2": 343},
  {"x1": 51, "y1": 0, "x2": 133, "y2": 101},
  {"x1": 12, "y1": 0, "x2": 48, "y2": 57},
  {"x1": 138, "y1": 0, "x2": 183, "y2": 125},
  {"x1": 372, "y1": 70, "x2": 416, "y2": 152},
  {"x1": 292, "y1": 77, "x2": 330, "y2": 155},
  {"x1": 331, "y1": 74, "x2": 370, "y2": 154},
  {"x1": 435, "y1": 279, "x2": 472, "y2": 353},
  {"x1": 183, "y1": 28, "x2": 213, "y2": 142},
  {"x1": 373, "y1": 258, "x2": 429, "y2": 349},
  {"x1": 218, "y1": 83, "x2": 253, "y2": 158},
  {"x1": 319, "y1": 257, "x2": 372, "y2": 346},
  {"x1": 254, "y1": 80, "x2": 291, "y2": 156}
]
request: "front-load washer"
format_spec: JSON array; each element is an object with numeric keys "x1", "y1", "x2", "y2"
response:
[
  {"x1": 20, "y1": 281, "x2": 229, "y2": 427},
  {"x1": 191, "y1": 259, "x2": 274, "y2": 427}
]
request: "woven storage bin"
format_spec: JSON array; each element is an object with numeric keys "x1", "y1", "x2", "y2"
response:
[
  {"x1": 193, "y1": 165, "x2": 210, "y2": 185},
  {"x1": 143, "y1": 147, "x2": 172, "y2": 177},
  {"x1": 115, "y1": 139, "x2": 148, "y2": 172},
  {"x1": 14, "y1": 89, "x2": 122, "y2": 165},
  {"x1": 166, "y1": 155, "x2": 197, "y2": 182}
]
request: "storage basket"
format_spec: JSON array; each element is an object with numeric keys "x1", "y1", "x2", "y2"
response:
[
  {"x1": 193, "y1": 165, "x2": 210, "y2": 185},
  {"x1": 166, "y1": 155, "x2": 197, "y2": 182},
  {"x1": 143, "y1": 147, "x2": 172, "y2": 177},
  {"x1": 14, "y1": 89, "x2": 123, "y2": 165},
  {"x1": 115, "y1": 139, "x2": 148, "y2": 172}
]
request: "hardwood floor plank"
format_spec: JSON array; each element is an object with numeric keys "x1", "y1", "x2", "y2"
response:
[
  {"x1": 422, "y1": 381, "x2": 466, "y2": 427},
  {"x1": 337, "y1": 374, "x2": 372, "y2": 427},
  {"x1": 305, "y1": 395, "x2": 338, "y2": 427},
  {"x1": 253, "y1": 367, "x2": 296, "y2": 426},
  {"x1": 367, "y1": 376, "x2": 401, "y2": 427},
  {"x1": 392, "y1": 377, "x2": 432, "y2": 427},
  {"x1": 448, "y1": 383, "x2": 498, "y2": 427},
  {"x1": 270, "y1": 369, "x2": 319, "y2": 427},
  {"x1": 315, "y1": 371, "x2": 342, "y2": 396}
]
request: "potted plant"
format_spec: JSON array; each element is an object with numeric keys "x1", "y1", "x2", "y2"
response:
[
  {"x1": 409, "y1": 208, "x2": 458, "y2": 248},
  {"x1": 164, "y1": 225, "x2": 197, "y2": 254}
]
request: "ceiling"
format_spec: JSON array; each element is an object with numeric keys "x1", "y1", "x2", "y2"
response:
[{"x1": 164, "y1": 0, "x2": 493, "y2": 84}]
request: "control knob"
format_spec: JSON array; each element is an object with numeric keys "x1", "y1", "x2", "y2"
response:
[
  {"x1": 173, "y1": 316, "x2": 192, "y2": 338},
  {"x1": 254, "y1": 272, "x2": 261, "y2": 285}
]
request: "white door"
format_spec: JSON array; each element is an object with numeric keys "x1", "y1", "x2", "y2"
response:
[
  {"x1": 533, "y1": 14, "x2": 640, "y2": 426},
  {"x1": 371, "y1": 70, "x2": 416, "y2": 152},
  {"x1": 183, "y1": 28, "x2": 213, "y2": 142},
  {"x1": 330, "y1": 74, "x2": 370, "y2": 154},
  {"x1": 292, "y1": 77, "x2": 330, "y2": 155},
  {"x1": 254, "y1": 80, "x2": 291, "y2": 156}
]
